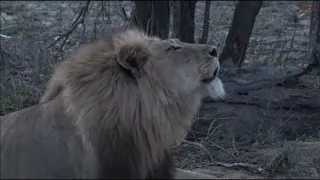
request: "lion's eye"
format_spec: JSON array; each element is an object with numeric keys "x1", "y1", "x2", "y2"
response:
[{"x1": 166, "y1": 45, "x2": 182, "y2": 51}]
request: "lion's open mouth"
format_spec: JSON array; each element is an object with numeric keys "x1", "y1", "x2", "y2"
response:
[{"x1": 201, "y1": 68, "x2": 218, "y2": 84}]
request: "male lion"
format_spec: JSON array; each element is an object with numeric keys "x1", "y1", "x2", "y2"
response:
[{"x1": 1, "y1": 29, "x2": 226, "y2": 179}]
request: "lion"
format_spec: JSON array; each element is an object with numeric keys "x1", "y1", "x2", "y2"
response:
[{"x1": 1, "y1": 29, "x2": 226, "y2": 179}]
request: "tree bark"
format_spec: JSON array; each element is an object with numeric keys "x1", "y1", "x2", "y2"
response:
[
  {"x1": 217, "y1": 66, "x2": 305, "y2": 95},
  {"x1": 133, "y1": 1, "x2": 170, "y2": 39},
  {"x1": 199, "y1": 0, "x2": 211, "y2": 44},
  {"x1": 219, "y1": 1, "x2": 263, "y2": 68},
  {"x1": 307, "y1": 0, "x2": 320, "y2": 67},
  {"x1": 171, "y1": 1, "x2": 181, "y2": 38},
  {"x1": 177, "y1": 1, "x2": 197, "y2": 43}
]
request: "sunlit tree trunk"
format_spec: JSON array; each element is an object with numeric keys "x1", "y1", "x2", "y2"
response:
[{"x1": 219, "y1": 1, "x2": 263, "y2": 67}]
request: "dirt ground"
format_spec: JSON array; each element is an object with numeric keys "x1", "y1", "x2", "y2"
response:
[
  {"x1": 1, "y1": 1, "x2": 319, "y2": 178},
  {"x1": 174, "y1": 141, "x2": 320, "y2": 179}
]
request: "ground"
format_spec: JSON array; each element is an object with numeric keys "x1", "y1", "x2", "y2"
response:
[
  {"x1": 1, "y1": 1, "x2": 319, "y2": 178},
  {"x1": 174, "y1": 141, "x2": 320, "y2": 179}
]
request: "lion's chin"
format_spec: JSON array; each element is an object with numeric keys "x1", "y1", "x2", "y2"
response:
[{"x1": 208, "y1": 77, "x2": 226, "y2": 100}]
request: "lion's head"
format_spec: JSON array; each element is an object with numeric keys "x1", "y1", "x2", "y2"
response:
[
  {"x1": 41, "y1": 28, "x2": 225, "y2": 107},
  {"x1": 112, "y1": 29, "x2": 225, "y2": 101}
]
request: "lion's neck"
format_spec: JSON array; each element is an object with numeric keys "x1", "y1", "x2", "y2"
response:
[
  {"x1": 61, "y1": 73, "x2": 202, "y2": 177},
  {"x1": 137, "y1": 78, "x2": 202, "y2": 145},
  {"x1": 63, "y1": 74, "x2": 202, "y2": 146}
]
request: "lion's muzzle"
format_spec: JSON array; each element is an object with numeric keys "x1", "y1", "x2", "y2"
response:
[
  {"x1": 201, "y1": 67, "x2": 218, "y2": 84},
  {"x1": 209, "y1": 77, "x2": 226, "y2": 100}
]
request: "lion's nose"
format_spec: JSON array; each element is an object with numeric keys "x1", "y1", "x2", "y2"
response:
[{"x1": 209, "y1": 48, "x2": 217, "y2": 57}]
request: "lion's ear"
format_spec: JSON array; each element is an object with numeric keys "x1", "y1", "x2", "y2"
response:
[{"x1": 117, "y1": 43, "x2": 149, "y2": 77}]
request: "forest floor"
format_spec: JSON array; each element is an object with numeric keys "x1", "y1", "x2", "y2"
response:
[{"x1": 1, "y1": 1, "x2": 319, "y2": 178}]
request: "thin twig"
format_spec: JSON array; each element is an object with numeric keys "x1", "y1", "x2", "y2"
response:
[
  {"x1": 46, "y1": 0, "x2": 90, "y2": 51},
  {"x1": 180, "y1": 139, "x2": 214, "y2": 163},
  {"x1": 283, "y1": 27, "x2": 297, "y2": 66},
  {"x1": 120, "y1": 7, "x2": 129, "y2": 21},
  {"x1": 1, "y1": 14, "x2": 8, "y2": 24}
]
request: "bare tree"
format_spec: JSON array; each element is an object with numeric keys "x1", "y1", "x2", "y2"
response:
[
  {"x1": 133, "y1": 1, "x2": 170, "y2": 39},
  {"x1": 199, "y1": 0, "x2": 211, "y2": 44},
  {"x1": 219, "y1": 1, "x2": 263, "y2": 68},
  {"x1": 176, "y1": 1, "x2": 197, "y2": 43},
  {"x1": 307, "y1": 0, "x2": 320, "y2": 67}
]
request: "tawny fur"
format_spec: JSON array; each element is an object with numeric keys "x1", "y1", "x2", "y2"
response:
[{"x1": 1, "y1": 29, "x2": 225, "y2": 179}]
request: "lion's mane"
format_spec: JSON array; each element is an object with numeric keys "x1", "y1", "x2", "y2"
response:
[{"x1": 36, "y1": 29, "x2": 203, "y2": 178}]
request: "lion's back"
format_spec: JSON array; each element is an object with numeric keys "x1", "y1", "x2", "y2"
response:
[{"x1": 0, "y1": 100, "x2": 93, "y2": 178}]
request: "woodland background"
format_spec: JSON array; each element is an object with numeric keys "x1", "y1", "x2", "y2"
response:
[{"x1": 1, "y1": 1, "x2": 319, "y2": 178}]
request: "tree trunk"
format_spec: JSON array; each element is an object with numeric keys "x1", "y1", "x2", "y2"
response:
[
  {"x1": 177, "y1": 1, "x2": 197, "y2": 43},
  {"x1": 199, "y1": 0, "x2": 211, "y2": 44},
  {"x1": 219, "y1": 1, "x2": 263, "y2": 68},
  {"x1": 307, "y1": 0, "x2": 320, "y2": 67},
  {"x1": 171, "y1": 1, "x2": 181, "y2": 38},
  {"x1": 133, "y1": 1, "x2": 170, "y2": 39}
]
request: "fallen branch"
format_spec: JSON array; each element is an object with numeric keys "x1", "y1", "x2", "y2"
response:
[
  {"x1": 0, "y1": 34, "x2": 11, "y2": 39},
  {"x1": 205, "y1": 93, "x2": 320, "y2": 110},
  {"x1": 209, "y1": 161, "x2": 267, "y2": 175},
  {"x1": 219, "y1": 66, "x2": 306, "y2": 95}
]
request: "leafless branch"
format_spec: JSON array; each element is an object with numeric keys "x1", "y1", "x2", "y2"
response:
[
  {"x1": 0, "y1": 34, "x2": 11, "y2": 39},
  {"x1": 1, "y1": 14, "x2": 8, "y2": 24},
  {"x1": 120, "y1": 7, "x2": 129, "y2": 21},
  {"x1": 130, "y1": 10, "x2": 139, "y2": 28},
  {"x1": 46, "y1": 0, "x2": 91, "y2": 53}
]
